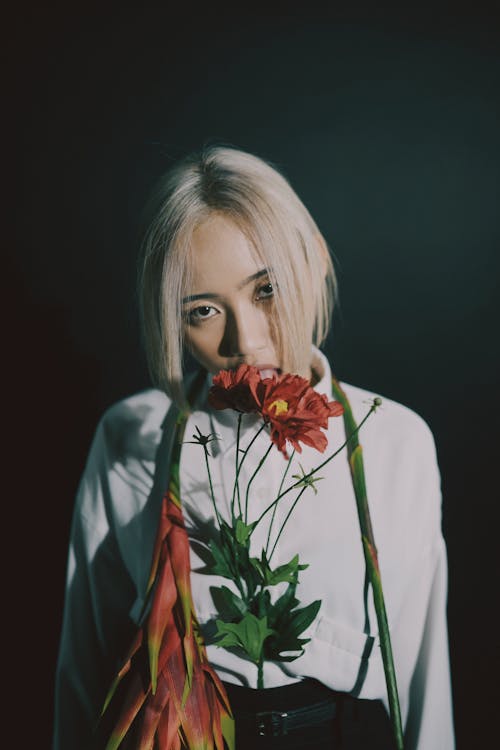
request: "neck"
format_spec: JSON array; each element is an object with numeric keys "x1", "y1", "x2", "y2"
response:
[{"x1": 309, "y1": 351, "x2": 325, "y2": 386}]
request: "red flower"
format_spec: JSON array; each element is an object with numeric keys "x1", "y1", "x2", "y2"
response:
[
  {"x1": 208, "y1": 364, "x2": 262, "y2": 413},
  {"x1": 260, "y1": 373, "x2": 344, "y2": 458},
  {"x1": 208, "y1": 365, "x2": 344, "y2": 459}
]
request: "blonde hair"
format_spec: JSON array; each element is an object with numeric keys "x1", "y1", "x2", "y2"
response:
[{"x1": 138, "y1": 144, "x2": 337, "y2": 406}]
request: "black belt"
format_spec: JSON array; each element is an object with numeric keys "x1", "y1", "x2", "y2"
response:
[
  {"x1": 223, "y1": 679, "x2": 340, "y2": 739},
  {"x1": 240, "y1": 698, "x2": 337, "y2": 737},
  {"x1": 223, "y1": 679, "x2": 397, "y2": 748}
]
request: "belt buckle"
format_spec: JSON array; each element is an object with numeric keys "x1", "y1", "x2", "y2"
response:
[{"x1": 256, "y1": 710, "x2": 289, "y2": 737}]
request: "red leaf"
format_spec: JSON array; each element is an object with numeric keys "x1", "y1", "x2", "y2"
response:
[
  {"x1": 156, "y1": 694, "x2": 182, "y2": 750},
  {"x1": 148, "y1": 542, "x2": 177, "y2": 693},
  {"x1": 104, "y1": 671, "x2": 150, "y2": 750},
  {"x1": 167, "y1": 498, "x2": 194, "y2": 632},
  {"x1": 102, "y1": 629, "x2": 144, "y2": 715},
  {"x1": 201, "y1": 663, "x2": 233, "y2": 717},
  {"x1": 136, "y1": 672, "x2": 171, "y2": 750},
  {"x1": 179, "y1": 653, "x2": 215, "y2": 750},
  {"x1": 145, "y1": 495, "x2": 173, "y2": 597}
]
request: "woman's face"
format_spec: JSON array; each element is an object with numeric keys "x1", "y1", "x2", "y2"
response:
[{"x1": 182, "y1": 213, "x2": 282, "y2": 379}]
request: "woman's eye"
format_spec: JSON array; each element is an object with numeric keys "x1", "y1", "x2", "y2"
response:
[
  {"x1": 186, "y1": 305, "x2": 217, "y2": 323},
  {"x1": 256, "y1": 282, "x2": 274, "y2": 300}
]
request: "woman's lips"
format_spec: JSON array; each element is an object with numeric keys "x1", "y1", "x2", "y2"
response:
[
  {"x1": 257, "y1": 366, "x2": 280, "y2": 380},
  {"x1": 225, "y1": 363, "x2": 281, "y2": 379}
]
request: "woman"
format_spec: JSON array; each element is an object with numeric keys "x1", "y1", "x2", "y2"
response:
[{"x1": 53, "y1": 145, "x2": 455, "y2": 749}]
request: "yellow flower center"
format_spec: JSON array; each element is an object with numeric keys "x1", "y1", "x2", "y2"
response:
[{"x1": 269, "y1": 399, "x2": 289, "y2": 416}]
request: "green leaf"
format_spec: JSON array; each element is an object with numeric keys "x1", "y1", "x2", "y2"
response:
[
  {"x1": 260, "y1": 553, "x2": 308, "y2": 586},
  {"x1": 210, "y1": 585, "x2": 248, "y2": 621},
  {"x1": 207, "y1": 539, "x2": 235, "y2": 580},
  {"x1": 219, "y1": 520, "x2": 238, "y2": 556},
  {"x1": 206, "y1": 519, "x2": 263, "y2": 599},
  {"x1": 234, "y1": 517, "x2": 256, "y2": 546},
  {"x1": 249, "y1": 556, "x2": 265, "y2": 582},
  {"x1": 266, "y1": 637, "x2": 311, "y2": 661},
  {"x1": 270, "y1": 556, "x2": 308, "y2": 585},
  {"x1": 281, "y1": 599, "x2": 322, "y2": 639},
  {"x1": 214, "y1": 613, "x2": 275, "y2": 664},
  {"x1": 252, "y1": 588, "x2": 271, "y2": 619},
  {"x1": 265, "y1": 595, "x2": 322, "y2": 662},
  {"x1": 267, "y1": 582, "x2": 299, "y2": 626}
]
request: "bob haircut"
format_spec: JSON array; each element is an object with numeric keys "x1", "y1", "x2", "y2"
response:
[{"x1": 138, "y1": 144, "x2": 337, "y2": 407}]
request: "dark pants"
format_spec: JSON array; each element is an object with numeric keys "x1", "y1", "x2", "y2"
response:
[{"x1": 223, "y1": 679, "x2": 398, "y2": 750}]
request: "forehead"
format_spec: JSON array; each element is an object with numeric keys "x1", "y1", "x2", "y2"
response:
[{"x1": 186, "y1": 214, "x2": 264, "y2": 293}]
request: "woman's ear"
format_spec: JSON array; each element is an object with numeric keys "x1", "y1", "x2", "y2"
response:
[{"x1": 314, "y1": 232, "x2": 330, "y2": 279}]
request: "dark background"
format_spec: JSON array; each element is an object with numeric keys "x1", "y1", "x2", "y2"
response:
[{"x1": 7, "y1": 4, "x2": 499, "y2": 748}]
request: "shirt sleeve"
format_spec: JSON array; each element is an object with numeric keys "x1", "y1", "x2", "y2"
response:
[
  {"x1": 402, "y1": 535, "x2": 455, "y2": 749},
  {"x1": 403, "y1": 420, "x2": 455, "y2": 749},
  {"x1": 52, "y1": 420, "x2": 137, "y2": 750},
  {"x1": 387, "y1": 416, "x2": 455, "y2": 750}
]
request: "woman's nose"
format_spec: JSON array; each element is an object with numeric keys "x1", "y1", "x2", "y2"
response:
[{"x1": 220, "y1": 306, "x2": 268, "y2": 359}]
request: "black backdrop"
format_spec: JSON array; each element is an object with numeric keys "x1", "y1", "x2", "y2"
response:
[{"x1": 7, "y1": 4, "x2": 500, "y2": 748}]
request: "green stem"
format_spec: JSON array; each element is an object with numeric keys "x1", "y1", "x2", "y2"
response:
[
  {"x1": 265, "y1": 449, "x2": 295, "y2": 557},
  {"x1": 331, "y1": 377, "x2": 404, "y2": 750},
  {"x1": 232, "y1": 421, "x2": 268, "y2": 519},
  {"x1": 244, "y1": 443, "x2": 274, "y2": 523},
  {"x1": 251, "y1": 406, "x2": 376, "y2": 532},
  {"x1": 257, "y1": 654, "x2": 264, "y2": 689},
  {"x1": 240, "y1": 421, "x2": 268, "y2": 463},
  {"x1": 231, "y1": 413, "x2": 243, "y2": 521},
  {"x1": 203, "y1": 446, "x2": 222, "y2": 529},
  {"x1": 268, "y1": 486, "x2": 307, "y2": 563}
]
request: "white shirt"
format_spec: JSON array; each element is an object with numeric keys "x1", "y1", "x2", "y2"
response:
[{"x1": 53, "y1": 349, "x2": 455, "y2": 749}]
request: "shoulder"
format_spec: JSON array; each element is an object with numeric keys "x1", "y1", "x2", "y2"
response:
[
  {"x1": 339, "y1": 380, "x2": 437, "y2": 458},
  {"x1": 88, "y1": 369, "x2": 203, "y2": 469},
  {"x1": 93, "y1": 387, "x2": 172, "y2": 466},
  {"x1": 338, "y1": 381, "x2": 443, "y2": 547},
  {"x1": 75, "y1": 388, "x2": 172, "y2": 530}
]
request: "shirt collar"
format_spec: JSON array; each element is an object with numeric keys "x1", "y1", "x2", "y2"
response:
[{"x1": 309, "y1": 346, "x2": 333, "y2": 399}]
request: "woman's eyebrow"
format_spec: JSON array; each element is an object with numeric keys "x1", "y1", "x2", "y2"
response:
[
  {"x1": 182, "y1": 268, "x2": 269, "y2": 304},
  {"x1": 237, "y1": 268, "x2": 269, "y2": 289}
]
